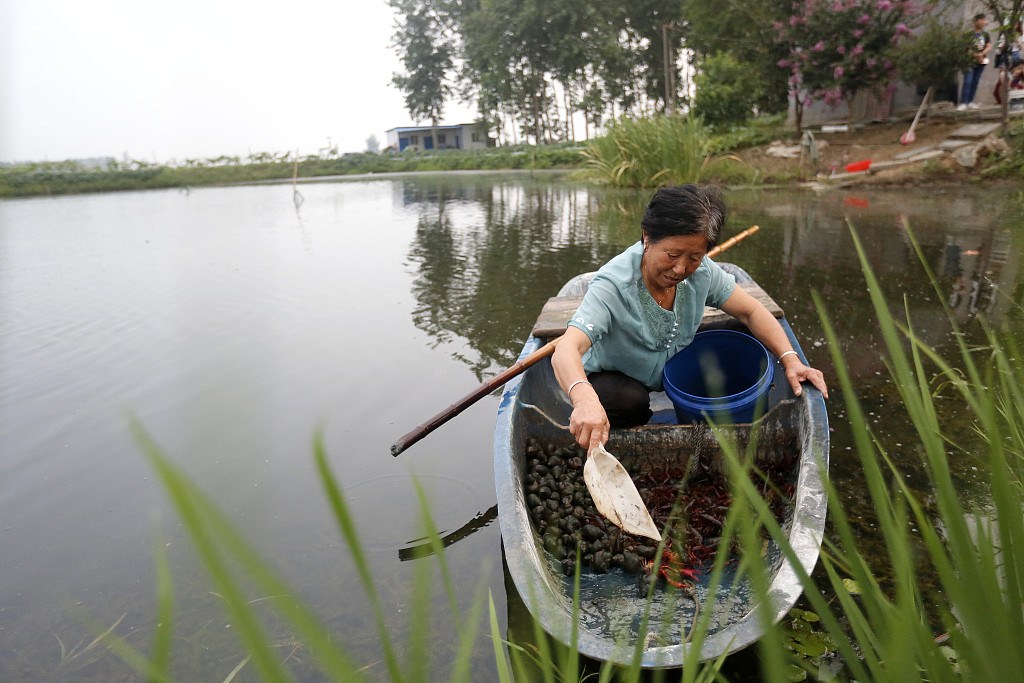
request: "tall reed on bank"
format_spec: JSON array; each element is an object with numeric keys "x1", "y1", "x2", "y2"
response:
[
  {"x1": 105, "y1": 223, "x2": 1022, "y2": 681},
  {"x1": 581, "y1": 115, "x2": 753, "y2": 188}
]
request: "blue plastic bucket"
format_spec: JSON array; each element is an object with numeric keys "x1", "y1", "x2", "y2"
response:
[{"x1": 662, "y1": 329, "x2": 774, "y2": 424}]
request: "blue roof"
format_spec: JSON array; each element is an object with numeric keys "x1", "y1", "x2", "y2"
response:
[{"x1": 386, "y1": 124, "x2": 478, "y2": 133}]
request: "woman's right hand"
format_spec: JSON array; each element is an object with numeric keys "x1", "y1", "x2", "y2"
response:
[{"x1": 568, "y1": 389, "x2": 610, "y2": 451}]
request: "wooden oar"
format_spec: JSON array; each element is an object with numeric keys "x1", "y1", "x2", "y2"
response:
[
  {"x1": 389, "y1": 224, "x2": 760, "y2": 457},
  {"x1": 390, "y1": 337, "x2": 559, "y2": 456}
]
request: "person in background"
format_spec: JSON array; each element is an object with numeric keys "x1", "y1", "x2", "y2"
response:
[
  {"x1": 1011, "y1": 62, "x2": 1024, "y2": 90},
  {"x1": 958, "y1": 12, "x2": 992, "y2": 111},
  {"x1": 551, "y1": 184, "x2": 829, "y2": 450},
  {"x1": 993, "y1": 21, "x2": 1023, "y2": 104}
]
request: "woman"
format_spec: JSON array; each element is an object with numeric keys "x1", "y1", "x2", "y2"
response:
[{"x1": 552, "y1": 185, "x2": 829, "y2": 450}]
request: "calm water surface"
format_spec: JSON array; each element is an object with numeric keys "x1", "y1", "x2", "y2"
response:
[{"x1": 1, "y1": 175, "x2": 1022, "y2": 680}]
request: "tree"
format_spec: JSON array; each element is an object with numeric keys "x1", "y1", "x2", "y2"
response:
[
  {"x1": 774, "y1": 0, "x2": 922, "y2": 131},
  {"x1": 366, "y1": 135, "x2": 381, "y2": 154},
  {"x1": 389, "y1": 0, "x2": 456, "y2": 148},
  {"x1": 683, "y1": 0, "x2": 792, "y2": 115},
  {"x1": 391, "y1": 0, "x2": 691, "y2": 145},
  {"x1": 692, "y1": 52, "x2": 766, "y2": 124}
]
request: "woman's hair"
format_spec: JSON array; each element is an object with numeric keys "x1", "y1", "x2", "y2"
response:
[{"x1": 641, "y1": 184, "x2": 726, "y2": 248}]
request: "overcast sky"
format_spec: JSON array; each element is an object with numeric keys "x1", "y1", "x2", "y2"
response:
[{"x1": 0, "y1": 0, "x2": 476, "y2": 164}]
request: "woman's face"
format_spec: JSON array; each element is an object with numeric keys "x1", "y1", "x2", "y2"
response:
[{"x1": 643, "y1": 233, "x2": 709, "y2": 288}]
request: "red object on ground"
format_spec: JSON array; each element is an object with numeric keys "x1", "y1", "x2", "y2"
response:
[
  {"x1": 843, "y1": 196, "x2": 870, "y2": 208},
  {"x1": 845, "y1": 159, "x2": 871, "y2": 173}
]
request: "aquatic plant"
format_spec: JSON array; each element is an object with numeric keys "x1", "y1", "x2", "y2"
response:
[{"x1": 580, "y1": 114, "x2": 754, "y2": 189}]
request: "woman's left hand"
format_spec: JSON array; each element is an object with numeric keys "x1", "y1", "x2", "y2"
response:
[{"x1": 781, "y1": 358, "x2": 829, "y2": 399}]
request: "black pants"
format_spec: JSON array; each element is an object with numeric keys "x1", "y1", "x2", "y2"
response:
[{"x1": 588, "y1": 371, "x2": 652, "y2": 428}]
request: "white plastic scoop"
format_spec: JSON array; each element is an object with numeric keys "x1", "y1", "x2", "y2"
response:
[{"x1": 584, "y1": 443, "x2": 662, "y2": 541}]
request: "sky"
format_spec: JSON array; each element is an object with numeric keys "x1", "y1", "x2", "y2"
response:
[{"x1": 0, "y1": 0, "x2": 477, "y2": 164}]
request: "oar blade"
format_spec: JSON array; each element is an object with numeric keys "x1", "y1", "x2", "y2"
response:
[{"x1": 584, "y1": 445, "x2": 661, "y2": 542}]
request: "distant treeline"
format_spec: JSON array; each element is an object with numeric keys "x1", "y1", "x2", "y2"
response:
[
  {"x1": 0, "y1": 146, "x2": 587, "y2": 198},
  {"x1": 388, "y1": 0, "x2": 793, "y2": 144}
]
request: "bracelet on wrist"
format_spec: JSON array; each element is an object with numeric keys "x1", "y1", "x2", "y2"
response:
[
  {"x1": 567, "y1": 379, "x2": 592, "y2": 396},
  {"x1": 777, "y1": 350, "x2": 799, "y2": 364}
]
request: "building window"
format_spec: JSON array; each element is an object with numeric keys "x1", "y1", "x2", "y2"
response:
[
  {"x1": 471, "y1": 132, "x2": 481, "y2": 142},
  {"x1": 438, "y1": 133, "x2": 446, "y2": 144},
  {"x1": 410, "y1": 135, "x2": 419, "y2": 145}
]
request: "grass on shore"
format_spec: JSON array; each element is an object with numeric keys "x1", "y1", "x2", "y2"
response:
[
  {"x1": 0, "y1": 115, "x2": 795, "y2": 198},
  {"x1": 0, "y1": 145, "x2": 588, "y2": 198}
]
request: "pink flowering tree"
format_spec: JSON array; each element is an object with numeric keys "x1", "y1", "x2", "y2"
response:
[{"x1": 774, "y1": 0, "x2": 923, "y2": 132}]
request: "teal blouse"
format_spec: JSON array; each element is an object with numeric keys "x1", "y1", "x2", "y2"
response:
[{"x1": 567, "y1": 241, "x2": 736, "y2": 390}]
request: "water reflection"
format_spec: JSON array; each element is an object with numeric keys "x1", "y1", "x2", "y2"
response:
[
  {"x1": 401, "y1": 175, "x2": 634, "y2": 380},
  {"x1": 399, "y1": 180, "x2": 1023, "y2": 383}
]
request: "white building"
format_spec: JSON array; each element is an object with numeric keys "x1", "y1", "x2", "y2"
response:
[{"x1": 385, "y1": 123, "x2": 494, "y2": 152}]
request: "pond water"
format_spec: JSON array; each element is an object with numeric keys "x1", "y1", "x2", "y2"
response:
[{"x1": 1, "y1": 175, "x2": 1022, "y2": 680}]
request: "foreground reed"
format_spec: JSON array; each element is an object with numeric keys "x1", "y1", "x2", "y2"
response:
[
  {"x1": 106, "y1": 222, "x2": 1022, "y2": 681},
  {"x1": 727, "y1": 224, "x2": 1024, "y2": 681}
]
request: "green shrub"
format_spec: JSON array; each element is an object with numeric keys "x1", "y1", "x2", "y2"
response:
[
  {"x1": 893, "y1": 18, "x2": 976, "y2": 90},
  {"x1": 692, "y1": 53, "x2": 764, "y2": 127},
  {"x1": 708, "y1": 113, "x2": 790, "y2": 153},
  {"x1": 981, "y1": 119, "x2": 1024, "y2": 178}
]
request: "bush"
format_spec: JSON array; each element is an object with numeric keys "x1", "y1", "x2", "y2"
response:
[
  {"x1": 893, "y1": 18, "x2": 976, "y2": 89},
  {"x1": 693, "y1": 53, "x2": 764, "y2": 126}
]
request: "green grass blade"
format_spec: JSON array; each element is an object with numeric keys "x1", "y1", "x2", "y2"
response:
[
  {"x1": 448, "y1": 579, "x2": 488, "y2": 683},
  {"x1": 137, "y1": 434, "x2": 292, "y2": 681},
  {"x1": 410, "y1": 477, "x2": 462, "y2": 628},
  {"x1": 489, "y1": 591, "x2": 515, "y2": 683},
  {"x1": 312, "y1": 435, "x2": 404, "y2": 682},
  {"x1": 136, "y1": 424, "x2": 368, "y2": 680},
  {"x1": 150, "y1": 537, "x2": 174, "y2": 680}
]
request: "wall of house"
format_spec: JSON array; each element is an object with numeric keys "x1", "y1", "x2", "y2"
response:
[
  {"x1": 460, "y1": 125, "x2": 494, "y2": 149},
  {"x1": 385, "y1": 125, "x2": 495, "y2": 151}
]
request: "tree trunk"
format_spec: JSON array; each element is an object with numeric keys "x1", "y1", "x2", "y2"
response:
[
  {"x1": 793, "y1": 91, "x2": 804, "y2": 135},
  {"x1": 564, "y1": 86, "x2": 574, "y2": 141},
  {"x1": 534, "y1": 94, "x2": 542, "y2": 145},
  {"x1": 662, "y1": 24, "x2": 673, "y2": 113},
  {"x1": 1000, "y1": 65, "x2": 1009, "y2": 137}
]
